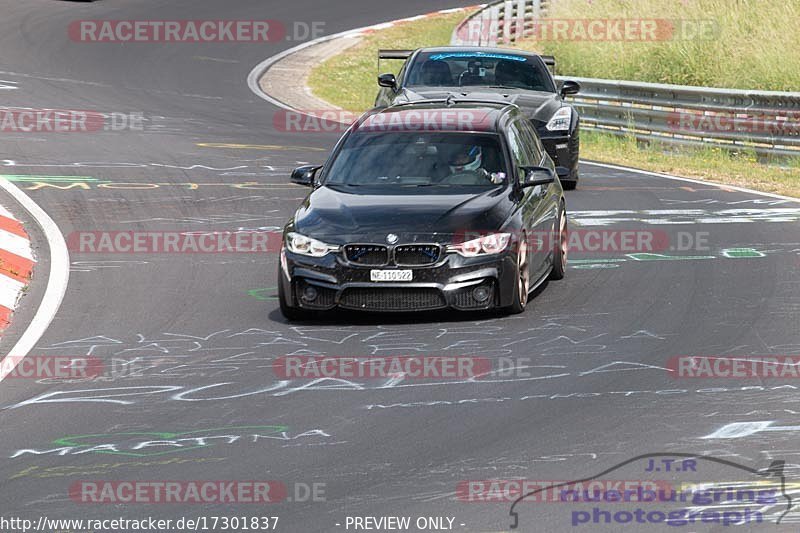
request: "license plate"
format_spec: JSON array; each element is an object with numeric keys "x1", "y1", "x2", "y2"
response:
[{"x1": 370, "y1": 269, "x2": 413, "y2": 282}]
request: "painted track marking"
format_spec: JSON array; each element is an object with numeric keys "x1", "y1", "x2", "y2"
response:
[{"x1": 0, "y1": 177, "x2": 69, "y2": 380}]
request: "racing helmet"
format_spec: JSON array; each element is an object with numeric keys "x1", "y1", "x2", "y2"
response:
[{"x1": 449, "y1": 145, "x2": 482, "y2": 173}]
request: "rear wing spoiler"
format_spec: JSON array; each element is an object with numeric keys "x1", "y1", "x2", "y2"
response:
[
  {"x1": 378, "y1": 49, "x2": 414, "y2": 60},
  {"x1": 541, "y1": 55, "x2": 556, "y2": 75}
]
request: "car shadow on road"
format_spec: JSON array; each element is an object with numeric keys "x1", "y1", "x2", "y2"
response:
[{"x1": 267, "y1": 280, "x2": 552, "y2": 326}]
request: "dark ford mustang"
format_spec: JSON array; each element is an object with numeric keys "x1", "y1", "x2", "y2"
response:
[
  {"x1": 278, "y1": 100, "x2": 568, "y2": 320},
  {"x1": 375, "y1": 46, "x2": 581, "y2": 189}
]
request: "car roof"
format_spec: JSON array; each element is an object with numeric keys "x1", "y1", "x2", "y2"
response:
[
  {"x1": 356, "y1": 101, "x2": 517, "y2": 134},
  {"x1": 414, "y1": 46, "x2": 541, "y2": 59}
]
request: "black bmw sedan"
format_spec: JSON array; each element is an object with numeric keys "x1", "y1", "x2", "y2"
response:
[{"x1": 278, "y1": 101, "x2": 568, "y2": 320}]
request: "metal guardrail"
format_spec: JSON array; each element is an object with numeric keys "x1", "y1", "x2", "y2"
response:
[
  {"x1": 452, "y1": 1, "x2": 800, "y2": 157},
  {"x1": 452, "y1": 0, "x2": 547, "y2": 46}
]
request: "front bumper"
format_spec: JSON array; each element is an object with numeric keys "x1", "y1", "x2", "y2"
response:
[
  {"x1": 538, "y1": 126, "x2": 580, "y2": 180},
  {"x1": 279, "y1": 248, "x2": 518, "y2": 313}
]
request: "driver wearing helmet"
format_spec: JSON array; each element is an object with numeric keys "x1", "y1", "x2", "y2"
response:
[
  {"x1": 444, "y1": 144, "x2": 505, "y2": 185},
  {"x1": 448, "y1": 145, "x2": 483, "y2": 173}
]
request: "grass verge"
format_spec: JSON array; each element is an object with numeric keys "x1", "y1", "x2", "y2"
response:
[
  {"x1": 307, "y1": 11, "x2": 468, "y2": 112},
  {"x1": 515, "y1": 0, "x2": 800, "y2": 91},
  {"x1": 581, "y1": 131, "x2": 800, "y2": 197}
]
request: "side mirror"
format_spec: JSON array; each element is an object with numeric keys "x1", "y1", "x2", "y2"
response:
[
  {"x1": 291, "y1": 165, "x2": 321, "y2": 187},
  {"x1": 521, "y1": 166, "x2": 556, "y2": 188},
  {"x1": 559, "y1": 80, "x2": 580, "y2": 97},
  {"x1": 555, "y1": 166, "x2": 570, "y2": 180},
  {"x1": 378, "y1": 73, "x2": 398, "y2": 90}
]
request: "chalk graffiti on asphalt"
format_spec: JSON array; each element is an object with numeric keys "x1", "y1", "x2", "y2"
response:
[{"x1": 10, "y1": 425, "x2": 338, "y2": 458}]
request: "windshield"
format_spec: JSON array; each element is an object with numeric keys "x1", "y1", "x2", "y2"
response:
[
  {"x1": 405, "y1": 51, "x2": 555, "y2": 92},
  {"x1": 324, "y1": 131, "x2": 509, "y2": 189}
]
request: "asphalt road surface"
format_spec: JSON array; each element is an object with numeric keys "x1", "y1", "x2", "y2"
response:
[{"x1": 0, "y1": 1, "x2": 799, "y2": 532}]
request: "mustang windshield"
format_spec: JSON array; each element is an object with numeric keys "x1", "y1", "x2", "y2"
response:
[
  {"x1": 324, "y1": 132, "x2": 508, "y2": 188},
  {"x1": 405, "y1": 51, "x2": 555, "y2": 92}
]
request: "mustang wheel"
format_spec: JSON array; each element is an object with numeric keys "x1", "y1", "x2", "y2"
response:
[{"x1": 550, "y1": 203, "x2": 567, "y2": 280}]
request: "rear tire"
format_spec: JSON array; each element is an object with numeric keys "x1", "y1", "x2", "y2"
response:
[{"x1": 550, "y1": 204, "x2": 567, "y2": 280}]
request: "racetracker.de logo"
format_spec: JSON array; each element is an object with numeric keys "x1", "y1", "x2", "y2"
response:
[
  {"x1": 67, "y1": 231, "x2": 281, "y2": 254},
  {"x1": 0, "y1": 110, "x2": 144, "y2": 133},
  {"x1": 668, "y1": 355, "x2": 800, "y2": 378},
  {"x1": 273, "y1": 110, "x2": 359, "y2": 133},
  {"x1": 273, "y1": 356, "x2": 492, "y2": 379},
  {"x1": 0, "y1": 356, "x2": 103, "y2": 380},
  {"x1": 667, "y1": 111, "x2": 800, "y2": 135},
  {"x1": 69, "y1": 481, "x2": 288, "y2": 504},
  {"x1": 457, "y1": 480, "x2": 673, "y2": 503},
  {"x1": 456, "y1": 18, "x2": 719, "y2": 42},
  {"x1": 69, "y1": 20, "x2": 287, "y2": 42},
  {"x1": 357, "y1": 110, "x2": 495, "y2": 133},
  {"x1": 455, "y1": 229, "x2": 673, "y2": 253}
]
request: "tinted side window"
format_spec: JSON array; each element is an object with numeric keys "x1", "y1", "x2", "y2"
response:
[
  {"x1": 397, "y1": 61, "x2": 408, "y2": 85},
  {"x1": 517, "y1": 119, "x2": 544, "y2": 164},
  {"x1": 506, "y1": 121, "x2": 531, "y2": 173}
]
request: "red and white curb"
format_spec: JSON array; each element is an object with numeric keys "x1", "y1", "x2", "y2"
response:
[
  {"x1": 0, "y1": 177, "x2": 69, "y2": 383},
  {"x1": 0, "y1": 203, "x2": 34, "y2": 330}
]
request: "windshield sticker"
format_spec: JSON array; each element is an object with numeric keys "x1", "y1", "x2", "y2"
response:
[{"x1": 428, "y1": 52, "x2": 527, "y2": 62}]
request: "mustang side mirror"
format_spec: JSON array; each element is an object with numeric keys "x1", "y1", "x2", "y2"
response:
[
  {"x1": 378, "y1": 73, "x2": 398, "y2": 90},
  {"x1": 291, "y1": 165, "x2": 321, "y2": 187},
  {"x1": 559, "y1": 80, "x2": 580, "y2": 97},
  {"x1": 521, "y1": 166, "x2": 556, "y2": 188}
]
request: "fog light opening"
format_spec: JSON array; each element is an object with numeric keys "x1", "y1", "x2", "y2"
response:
[
  {"x1": 302, "y1": 285, "x2": 318, "y2": 302},
  {"x1": 472, "y1": 285, "x2": 490, "y2": 303}
]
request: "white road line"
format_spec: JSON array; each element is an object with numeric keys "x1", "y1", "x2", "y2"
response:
[{"x1": 0, "y1": 177, "x2": 69, "y2": 380}]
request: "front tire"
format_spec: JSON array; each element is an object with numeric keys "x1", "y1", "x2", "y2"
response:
[
  {"x1": 503, "y1": 235, "x2": 530, "y2": 315},
  {"x1": 561, "y1": 179, "x2": 578, "y2": 190},
  {"x1": 550, "y1": 203, "x2": 568, "y2": 280},
  {"x1": 278, "y1": 268, "x2": 314, "y2": 321}
]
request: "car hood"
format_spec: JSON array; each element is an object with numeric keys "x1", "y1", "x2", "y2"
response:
[
  {"x1": 400, "y1": 87, "x2": 563, "y2": 123},
  {"x1": 291, "y1": 185, "x2": 512, "y2": 243}
]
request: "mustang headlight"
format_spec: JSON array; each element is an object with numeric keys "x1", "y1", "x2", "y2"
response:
[
  {"x1": 285, "y1": 232, "x2": 337, "y2": 257},
  {"x1": 448, "y1": 233, "x2": 511, "y2": 257},
  {"x1": 545, "y1": 107, "x2": 572, "y2": 132}
]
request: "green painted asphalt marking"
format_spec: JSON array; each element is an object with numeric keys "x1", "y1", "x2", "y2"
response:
[
  {"x1": 627, "y1": 253, "x2": 715, "y2": 261},
  {"x1": 721, "y1": 248, "x2": 766, "y2": 258},
  {"x1": 1, "y1": 175, "x2": 99, "y2": 182},
  {"x1": 248, "y1": 287, "x2": 278, "y2": 300}
]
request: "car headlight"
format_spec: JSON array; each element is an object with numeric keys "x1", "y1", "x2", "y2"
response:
[
  {"x1": 448, "y1": 233, "x2": 511, "y2": 257},
  {"x1": 545, "y1": 107, "x2": 572, "y2": 132},
  {"x1": 285, "y1": 232, "x2": 337, "y2": 257}
]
